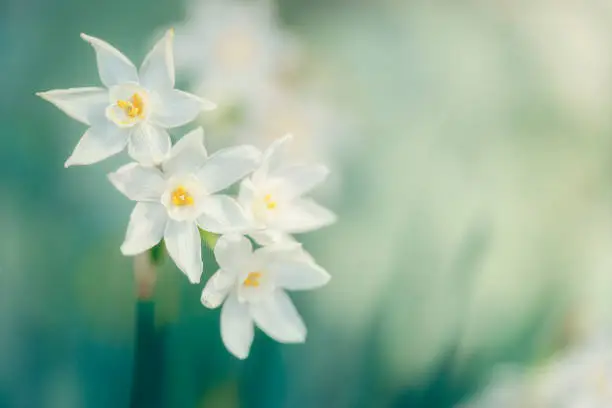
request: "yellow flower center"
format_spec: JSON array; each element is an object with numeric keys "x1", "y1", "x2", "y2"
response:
[
  {"x1": 117, "y1": 93, "x2": 144, "y2": 118},
  {"x1": 243, "y1": 272, "x2": 262, "y2": 287},
  {"x1": 171, "y1": 186, "x2": 194, "y2": 207},
  {"x1": 264, "y1": 194, "x2": 276, "y2": 210}
]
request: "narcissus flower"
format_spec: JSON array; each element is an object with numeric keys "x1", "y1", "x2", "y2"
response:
[
  {"x1": 37, "y1": 29, "x2": 215, "y2": 167},
  {"x1": 173, "y1": 0, "x2": 297, "y2": 112},
  {"x1": 238, "y1": 134, "x2": 336, "y2": 244},
  {"x1": 537, "y1": 335, "x2": 612, "y2": 407},
  {"x1": 201, "y1": 234, "x2": 330, "y2": 359},
  {"x1": 108, "y1": 128, "x2": 260, "y2": 283}
]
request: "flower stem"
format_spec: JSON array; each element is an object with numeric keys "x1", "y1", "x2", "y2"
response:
[{"x1": 129, "y1": 248, "x2": 165, "y2": 408}]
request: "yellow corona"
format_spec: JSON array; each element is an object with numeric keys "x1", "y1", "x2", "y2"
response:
[
  {"x1": 243, "y1": 272, "x2": 262, "y2": 287},
  {"x1": 171, "y1": 186, "x2": 194, "y2": 206},
  {"x1": 117, "y1": 93, "x2": 144, "y2": 118}
]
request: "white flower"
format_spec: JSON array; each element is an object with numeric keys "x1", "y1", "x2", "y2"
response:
[
  {"x1": 537, "y1": 336, "x2": 612, "y2": 408},
  {"x1": 243, "y1": 86, "x2": 353, "y2": 164},
  {"x1": 108, "y1": 128, "x2": 260, "y2": 283},
  {"x1": 238, "y1": 134, "x2": 336, "y2": 245},
  {"x1": 173, "y1": 0, "x2": 298, "y2": 111},
  {"x1": 460, "y1": 367, "x2": 538, "y2": 408},
  {"x1": 37, "y1": 29, "x2": 216, "y2": 167},
  {"x1": 201, "y1": 234, "x2": 330, "y2": 359}
]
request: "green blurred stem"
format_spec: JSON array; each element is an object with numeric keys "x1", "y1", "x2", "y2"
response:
[{"x1": 129, "y1": 244, "x2": 165, "y2": 408}]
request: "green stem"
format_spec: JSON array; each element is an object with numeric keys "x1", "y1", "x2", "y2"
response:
[{"x1": 129, "y1": 247, "x2": 166, "y2": 408}]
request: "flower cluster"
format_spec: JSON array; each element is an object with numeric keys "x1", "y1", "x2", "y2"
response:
[{"x1": 37, "y1": 30, "x2": 335, "y2": 359}]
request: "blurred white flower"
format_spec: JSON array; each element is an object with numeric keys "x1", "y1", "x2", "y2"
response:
[
  {"x1": 462, "y1": 335, "x2": 612, "y2": 408},
  {"x1": 37, "y1": 29, "x2": 216, "y2": 167},
  {"x1": 108, "y1": 128, "x2": 260, "y2": 283},
  {"x1": 240, "y1": 86, "x2": 354, "y2": 163},
  {"x1": 459, "y1": 367, "x2": 539, "y2": 408},
  {"x1": 238, "y1": 134, "x2": 336, "y2": 245},
  {"x1": 537, "y1": 336, "x2": 612, "y2": 408},
  {"x1": 173, "y1": 0, "x2": 298, "y2": 112},
  {"x1": 201, "y1": 234, "x2": 330, "y2": 359}
]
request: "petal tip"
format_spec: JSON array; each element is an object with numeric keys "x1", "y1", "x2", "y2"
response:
[
  {"x1": 188, "y1": 266, "x2": 203, "y2": 284},
  {"x1": 120, "y1": 244, "x2": 140, "y2": 256},
  {"x1": 80, "y1": 33, "x2": 92, "y2": 42},
  {"x1": 317, "y1": 164, "x2": 331, "y2": 177},
  {"x1": 201, "y1": 99, "x2": 217, "y2": 111},
  {"x1": 228, "y1": 346, "x2": 250, "y2": 360},
  {"x1": 201, "y1": 292, "x2": 222, "y2": 309},
  {"x1": 321, "y1": 270, "x2": 332, "y2": 285}
]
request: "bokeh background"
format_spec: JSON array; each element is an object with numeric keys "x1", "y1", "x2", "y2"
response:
[{"x1": 4, "y1": 0, "x2": 612, "y2": 407}]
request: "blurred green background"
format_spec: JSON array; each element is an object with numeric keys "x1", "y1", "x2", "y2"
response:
[{"x1": 5, "y1": 0, "x2": 612, "y2": 407}]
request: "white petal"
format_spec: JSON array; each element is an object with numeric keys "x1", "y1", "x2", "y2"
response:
[
  {"x1": 128, "y1": 123, "x2": 171, "y2": 166},
  {"x1": 120, "y1": 202, "x2": 167, "y2": 255},
  {"x1": 161, "y1": 127, "x2": 207, "y2": 176},
  {"x1": 269, "y1": 259, "x2": 331, "y2": 291},
  {"x1": 254, "y1": 242, "x2": 309, "y2": 264},
  {"x1": 108, "y1": 162, "x2": 165, "y2": 201},
  {"x1": 250, "y1": 290, "x2": 306, "y2": 343},
  {"x1": 238, "y1": 178, "x2": 256, "y2": 208},
  {"x1": 197, "y1": 145, "x2": 261, "y2": 194},
  {"x1": 271, "y1": 199, "x2": 337, "y2": 234},
  {"x1": 249, "y1": 229, "x2": 295, "y2": 246},
  {"x1": 164, "y1": 220, "x2": 203, "y2": 283},
  {"x1": 81, "y1": 33, "x2": 138, "y2": 87},
  {"x1": 221, "y1": 292, "x2": 254, "y2": 360},
  {"x1": 150, "y1": 89, "x2": 216, "y2": 129},
  {"x1": 201, "y1": 269, "x2": 236, "y2": 309},
  {"x1": 37, "y1": 87, "x2": 108, "y2": 125},
  {"x1": 276, "y1": 164, "x2": 330, "y2": 200},
  {"x1": 214, "y1": 234, "x2": 253, "y2": 273},
  {"x1": 139, "y1": 29, "x2": 175, "y2": 91},
  {"x1": 64, "y1": 123, "x2": 129, "y2": 167},
  {"x1": 252, "y1": 134, "x2": 293, "y2": 185},
  {"x1": 196, "y1": 195, "x2": 250, "y2": 234}
]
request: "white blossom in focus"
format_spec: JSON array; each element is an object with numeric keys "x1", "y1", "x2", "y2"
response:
[
  {"x1": 173, "y1": 0, "x2": 297, "y2": 112},
  {"x1": 201, "y1": 234, "x2": 330, "y2": 359},
  {"x1": 108, "y1": 128, "x2": 260, "y2": 283},
  {"x1": 238, "y1": 134, "x2": 336, "y2": 245},
  {"x1": 37, "y1": 29, "x2": 216, "y2": 167}
]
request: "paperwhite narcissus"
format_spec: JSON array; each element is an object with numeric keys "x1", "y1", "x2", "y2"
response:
[
  {"x1": 37, "y1": 29, "x2": 216, "y2": 167},
  {"x1": 173, "y1": 0, "x2": 297, "y2": 111},
  {"x1": 201, "y1": 234, "x2": 330, "y2": 359},
  {"x1": 108, "y1": 127, "x2": 260, "y2": 283},
  {"x1": 238, "y1": 134, "x2": 337, "y2": 245},
  {"x1": 536, "y1": 336, "x2": 612, "y2": 408}
]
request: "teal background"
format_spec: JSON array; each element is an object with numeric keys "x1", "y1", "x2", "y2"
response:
[{"x1": 5, "y1": 0, "x2": 612, "y2": 407}]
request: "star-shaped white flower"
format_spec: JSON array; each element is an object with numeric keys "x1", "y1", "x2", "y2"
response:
[
  {"x1": 237, "y1": 134, "x2": 336, "y2": 245},
  {"x1": 201, "y1": 234, "x2": 330, "y2": 359},
  {"x1": 37, "y1": 29, "x2": 216, "y2": 167},
  {"x1": 108, "y1": 128, "x2": 260, "y2": 283}
]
